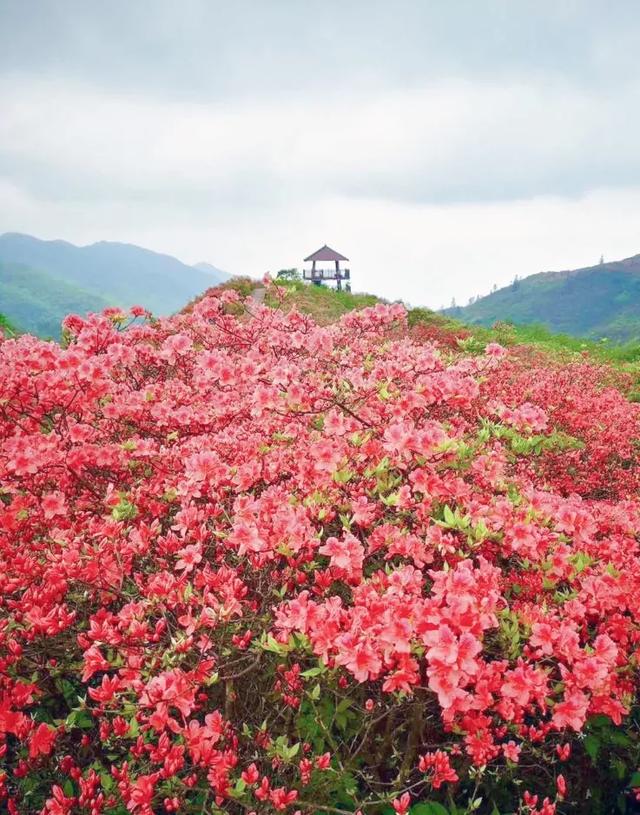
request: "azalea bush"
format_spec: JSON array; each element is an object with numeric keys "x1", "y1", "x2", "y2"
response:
[{"x1": 2, "y1": 288, "x2": 640, "y2": 814}]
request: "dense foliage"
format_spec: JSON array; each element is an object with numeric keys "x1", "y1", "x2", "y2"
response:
[{"x1": 2, "y1": 287, "x2": 640, "y2": 814}]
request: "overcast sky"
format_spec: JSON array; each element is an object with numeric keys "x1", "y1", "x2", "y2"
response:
[{"x1": 1, "y1": 1, "x2": 640, "y2": 308}]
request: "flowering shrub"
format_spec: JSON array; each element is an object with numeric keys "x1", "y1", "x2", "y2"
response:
[
  {"x1": 2, "y1": 288, "x2": 640, "y2": 814},
  {"x1": 483, "y1": 357, "x2": 640, "y2": 500}
]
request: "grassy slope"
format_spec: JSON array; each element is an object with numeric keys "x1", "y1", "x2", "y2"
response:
[
  {"x1": 444, "y1": 256, "x2": 640, "y2": 342},
  {"x1": 184, "y1": 277, "x2": 380, "y2": 324},
  {"x1": 265, "y1": 279, "x2": 379, "y2": 323},
  {"x1": 0, "y1": 262, "x2": 111, "y2": 339}
]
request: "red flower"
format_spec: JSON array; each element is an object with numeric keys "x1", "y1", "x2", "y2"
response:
[
  {"x1": 127, "y1": 773, "x2": 157, "y2": 812},
  {"x1": 241, "y1": 764, "x2": 259, "y2": 785},
  {"x1": 88, "y1": 674, "x2": 121, "y2": 704},
  {"x1": 552, "y1": 691, "x2": 589, "y2": 732},
  {"x1": 315, "y1": 752, "x2": 331, "y2": 770},
  {"x1": 556, "y1": 774, "x2": 567, "y2": 798},
  {"x1": 270, "y1": 787, "x2": 298, "y2": 811},
  {"x1": 392, "y1": 793, "x2": 411, "y2": 815},
  {"x1": 28, "y1": 723, "x2": 57, "y2": 759}
]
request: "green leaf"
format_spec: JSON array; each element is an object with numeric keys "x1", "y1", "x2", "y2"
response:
[
  {"x1": 613, "y1": 757, "x2": 627, "y2": 780},
  {"x1": 66, "y1": 709, "x2": 94, "y2": 729},
  {"x1": 380, "y1": 491, "x2": 399, "y2": 507},
  {"x1": 371, "y1": 456, "x2": 389, "y2": 475},
  {"x1": 584, "y1": 734, "x2": 600, "y2": 762},
  {"x1": 333, "y1": 468, "x2": 354, "y2": 484},
  {"x1": 204, "y1": 670, "x2": 220, "y2": 686},
  {"x1": 260, "y1": 633, "x2": 287, "y2": 654},
  {"x1": 609, "y1": 730, "x2": 631, "y2": 747},
  {"x1": 301, "y1": 666, "x2": 326, "y2": 678},
  {"x1": 111, "y1": 497, "x2": 138, "y2": 521},
  {"x1": 378, "y1": 382, "x2": 392, "y2": 400},
  {"x1": 339, "y1": 513, "x2": 352, "y2": 529},
  {"x1": 570, "y1": 551, "x2": 594, "y2": 574},
  {"x1": 443, "y1": 505, "x2": 456, "y2": 526},
  {"x1": 410, "y1": 803, "x2": 450, "y2": 815}
]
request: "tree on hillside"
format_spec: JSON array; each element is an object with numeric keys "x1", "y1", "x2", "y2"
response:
[
  {"x1": 275, "y1": 268, "x2": 301, "y2": 281},
  {"x1": 0, "y1": 313, "x2": 16, "y2": 337}
]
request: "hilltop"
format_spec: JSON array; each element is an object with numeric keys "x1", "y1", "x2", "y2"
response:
[
  {"x1": 0, "y1": 232, "x2": 230, "y2": 337},
  {"x1": 444, "y1": 253, "x2": 640, "y2": 342}
]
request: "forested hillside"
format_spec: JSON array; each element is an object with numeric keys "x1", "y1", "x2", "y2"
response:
[
  {"x1": 445, "y1": 254, "x2": 640, "y2": 341},
  {"x1": 0, "y1": 233, "x2": 229, "y2": 335},
  {"x1": 0, "y1": 262, "x2": 111, "y2": 338}
]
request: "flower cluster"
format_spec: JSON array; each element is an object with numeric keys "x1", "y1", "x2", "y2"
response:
[{"x1": 1, "y1": 287, "x2": 640, "y2": 813}]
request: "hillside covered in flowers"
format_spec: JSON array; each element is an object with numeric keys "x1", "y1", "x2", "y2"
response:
[{"x1": 2, "y1": 284, "x2": 640, "y2": 815}]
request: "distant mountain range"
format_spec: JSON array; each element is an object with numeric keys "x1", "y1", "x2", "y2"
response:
[
  {"x1": 0, "y1": 232, "x2": 230, "y2": 338},
  {"x1": 444, "y1": 254, "x2": 640, "y2": 342}
]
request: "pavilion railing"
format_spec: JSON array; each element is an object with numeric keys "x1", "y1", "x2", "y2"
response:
[{"x1": 303, "y1": 269, "x2": 350, "y2": 281}]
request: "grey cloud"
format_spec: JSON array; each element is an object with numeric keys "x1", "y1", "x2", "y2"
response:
[
  {"x1": 1, "y1": 1, "x2": 639, "y2": 102},
  {"x1": 2, "y1": 74, "x2": 640, "y2": 210},
  {"x1": 1, "y1": 1, "x2": 640, "y2": 212},
  {"x1": 2, "y1": 0, "x2": 640, "y2": 310}
]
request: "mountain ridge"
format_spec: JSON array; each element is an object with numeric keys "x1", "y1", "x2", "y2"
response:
[
  {"x1": 444, "y1": 253, "x2": 640, "y2": 342},
  {"x1": 0, "y1": 232, "x2": 231, "y2": 337},
  {"x1": 193, "y1": 260, "x2": 228, "y2": 278}
]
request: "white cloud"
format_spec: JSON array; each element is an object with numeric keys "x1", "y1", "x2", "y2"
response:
[
  {"x1": 2, "y1": 72, "x2": 640, "y2": 310},
  {"x1": 2, "y1": 75, "x2": 640, "y2": 204}
]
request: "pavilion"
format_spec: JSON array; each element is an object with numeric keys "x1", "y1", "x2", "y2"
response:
[{"x1": 303, "y1": 245, "x2": 350, "y2": 291}]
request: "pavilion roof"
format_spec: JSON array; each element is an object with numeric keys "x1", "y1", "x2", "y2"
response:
[{"x1": 304, "y1": 244, "x2": 349, "y2": 262}]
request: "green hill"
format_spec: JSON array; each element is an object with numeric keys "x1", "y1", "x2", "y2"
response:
[
  {"x1": 444, "y1": 254, "x2": 640, "y2": 342},
  {"x1": 0, "y1": 232, "x2": 230, "y2": 334},
  {"x1": 0, "y1": 262, "x2": 111, "y2": 339}
]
